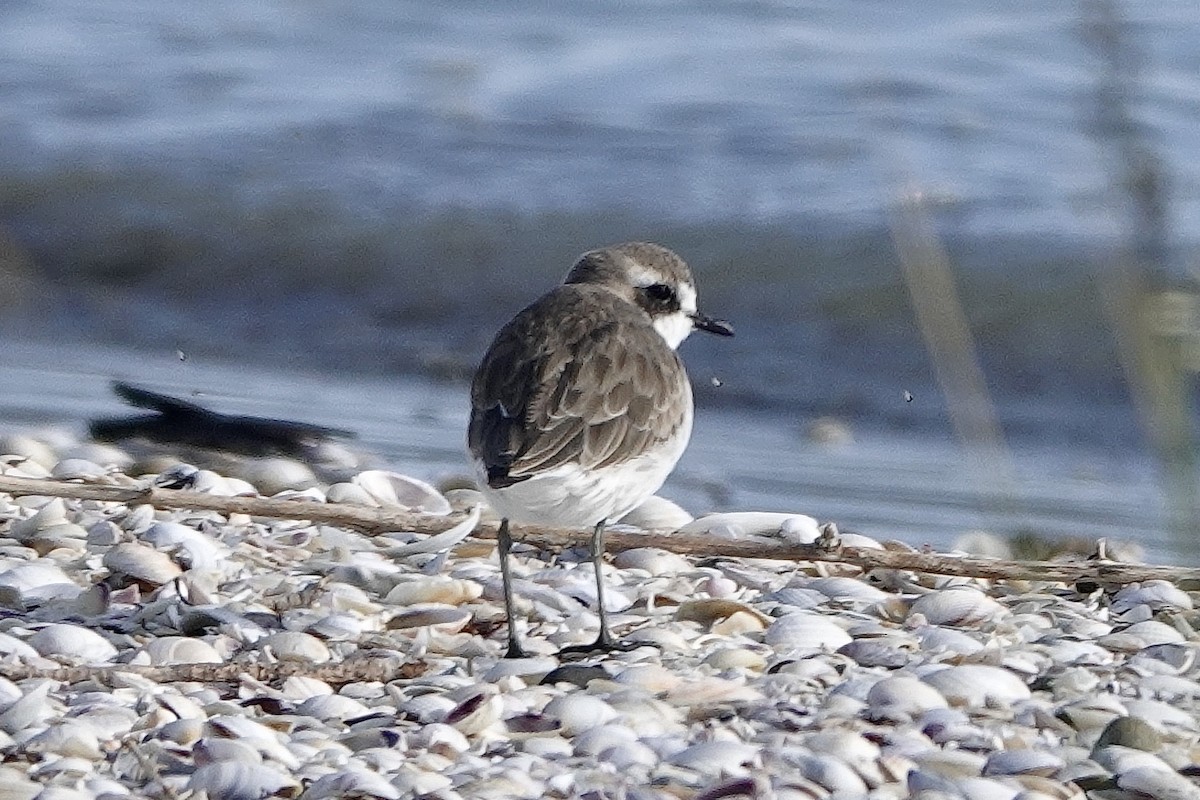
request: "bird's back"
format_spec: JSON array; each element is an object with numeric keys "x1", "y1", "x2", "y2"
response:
[{"x1": 468, "y1": 284, "x2": 693, "y2": 524}]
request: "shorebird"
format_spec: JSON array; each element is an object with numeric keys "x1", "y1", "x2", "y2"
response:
[{"x1": 468, "y1": 242, "x2": 733, "y2": 657}]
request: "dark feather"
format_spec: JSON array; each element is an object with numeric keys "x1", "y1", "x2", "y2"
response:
[{"x1": 468, "y1": 285, "x2": 690, "y2": 488}]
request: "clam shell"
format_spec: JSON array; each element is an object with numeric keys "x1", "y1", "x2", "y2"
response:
[
  {"x1": 908, "y1": 587, "x2": 1005, "y2": 627},
  {"x1": 28, "y1": 624, "x2": 118, "y2": 663},
  {"x1": 102, "y1": 542, "x2": 183, "y2": 586},
  {"x1": 763, "y1": 611, "x2": 852, "y2": 651},
  {"x1": 352, "y1": 470, "x2": 451, "y2": 515},
  {"x1": 922, "y1": 665, "x2": 1031, "y2": 707},
  {"x1": 620, "y1": 495, "x2": 694, "y2": 529}
]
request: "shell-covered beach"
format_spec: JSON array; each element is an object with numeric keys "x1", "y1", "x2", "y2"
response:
[{"x1": 0, "y1": 429, "x2": 1195, "y2": 800}]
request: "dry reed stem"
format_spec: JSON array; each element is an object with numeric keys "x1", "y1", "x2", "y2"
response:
[{"x1": 0, "y1": 474, "x2": 1191, "y2": 584}]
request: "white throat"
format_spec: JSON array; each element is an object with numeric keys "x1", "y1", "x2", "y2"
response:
[{"x1": 653, "y1": 311, "x2": 694, "y2": 350}]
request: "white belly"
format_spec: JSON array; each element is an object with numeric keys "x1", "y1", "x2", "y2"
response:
[{"x1": 475, "y1": 410, "x2": 693, "y2": 527}]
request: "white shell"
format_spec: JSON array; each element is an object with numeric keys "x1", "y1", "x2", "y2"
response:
[
  {"x1": 186, "y1": 761, "x2": 298, "y2": 799},
  {"x1": 28, "y1": 624, "x2": 118, "y2": 663},
  {"x1": 137, "y1": 637, "x2": 223, "y2": 666},
  {"x1": 352, "y1": 470, "x2": 452, "y2": 515},
  {"x1": 922, "y1": 665, "x2": 1031, "y2": 707},
  {"x1": 385, "y1": 577, "x2": 482, "y2": 606},
  {"x1": 619, "y1": 495, "x2": 694, "y2": 529},
  {"x1": 543, "y1": 694, "x2": 618, "y2": 736},
  {"x1": 102, "y1": 543, "x2": 182, "y2": 585},
  {"x1": 763, "y1": 611, "x2": 852, "y2": 651},
  {"x1": 908, "y1": 587, "x2": 1005, "y2": 627},
  {"x1": 259, "y1": 631, "x2": 331, "y2": 664}
]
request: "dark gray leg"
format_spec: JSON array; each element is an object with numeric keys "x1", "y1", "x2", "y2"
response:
[
  {"x1": 560, "y1": 519, "x2": 636, "y2": 655},
  {"x1": 498, "y1": 518, "x2": 528, "y2": 659}
]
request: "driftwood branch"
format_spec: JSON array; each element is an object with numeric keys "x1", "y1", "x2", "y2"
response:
[
  {"x1": 0, "y1": 655, "x2": 425, "y2": 687},
  {"x1": 0, "y1": 474, "x2": 1190, "y2": 585}
]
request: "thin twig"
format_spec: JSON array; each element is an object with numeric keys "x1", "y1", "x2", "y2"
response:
[{"x1": 0, "y1": 474, "x2": 1192, "y2": 584}]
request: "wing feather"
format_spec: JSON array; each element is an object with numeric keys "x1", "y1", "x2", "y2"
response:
[{"x1": 468, "y1": 285, "x2": 690, "y2": 487}]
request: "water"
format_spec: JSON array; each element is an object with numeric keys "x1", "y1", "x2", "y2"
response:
[
  {"x1": 0, "y1": 1, "x2": 1194, "y2": 557},
  {"x1": 0, "y1": 340, "x2": 1169, "y2": 560}
]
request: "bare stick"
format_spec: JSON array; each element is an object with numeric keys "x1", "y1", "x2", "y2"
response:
[{"x1": 0, "y1": 474, "x2": 1192, "y2": 585}]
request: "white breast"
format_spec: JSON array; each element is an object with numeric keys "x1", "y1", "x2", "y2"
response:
[{"x1": 475, "y1": 394, "x2": 694, "y2": 527}]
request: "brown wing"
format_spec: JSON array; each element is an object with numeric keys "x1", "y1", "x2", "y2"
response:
[{"x1": 468, "y1": 285, "x2": 691, "y2": 488}]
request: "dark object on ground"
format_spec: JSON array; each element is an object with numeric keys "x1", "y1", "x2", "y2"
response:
[{"x1": 90, "y1": 382, "x2": 355, "y2": 457}]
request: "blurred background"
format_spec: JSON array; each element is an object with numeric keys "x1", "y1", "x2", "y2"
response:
[{"x1": 1, "y1": 0, "x2": 1197, "y2": 559}]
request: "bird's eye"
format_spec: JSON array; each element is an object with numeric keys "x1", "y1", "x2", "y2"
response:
[{"x1": 645, "y1": 283, "x2": 675, "y2": 304}]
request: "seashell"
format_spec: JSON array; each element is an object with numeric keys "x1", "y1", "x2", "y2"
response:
[
  {"x1": 102, "y1": 542, "x2": 182, "y2": 586},
  {"x1": 866, "y1": 676, "x2": 949, "y2": 719},
  {"x1": 915, "y1": 626, "x2": 986, "y2": 655},
  {"x1": 194, "y1": 736, "x2": 262, "y2": 765},
  {"x1": 295, "y1": 694, "x2": 370, "y2": 722},
  {"x1": 763, "y1": 611, "x2": 852, "y2": 651},
  {"x1": 1110, "y1": 580, "x2": 1193, "y2": 614},
  {"x1": 10, "y1": 498, "x2": 68, "y2": 538},
  {"x1": 1093, "y1": 715, "x2": 1163, "y2": 752},
  {"x1": 0, "y1": 682, "x2": 57, "y2": 734},
  {"x1": 0, "y1": 764, "x2": 43, "y2": 799},
  {"x1": 922, "y1": 665, "x2": 1030, "y2": 708},
  {"x1": 679, "y1": 512, "x2": 817, "y2": 541},
  {"x1": 979, "y1": 749, "x2": 1065, "y2": 781},
  {"x1": 63, "y1": 442, "x2": 132, "y2": 470},
  {"x1": 384, "y1": 504, "x2": 479, "y2": 556},
  {"x1": 0, "y1": 562, "x2": 83, "y2": 607},
  {"x1": 21, "y1": 720, "x2": 103, "y2": 760},
  {"x1": 413, "y1": 721, "x2": 471, "y2": 754},
  {"x1": 838, "y1": 638, "x2": 917, "y2": 669},
  {"x1": 386, "y1": 604, "x2": 472, "y2": 632},
  {"x1": 444, "y1": 691, "x2": 503, "y2": 736},
  {"x1": 1116, "y1": 766, "x2": 1200, "y2": 800},
  {"x1": 597, "y1": 740, "x2": 660, "y2": 770},
  {"x1": 482, "y1": 655, "x2": 559, "y2": 683},
  {"x1": 1120, "y1": 620, "x2": 1186, "y2": 647},
  {"x1": 802, "y1": 576, "x2": 889, "y2": 604},
  {"x1": 668, "y1": 741, "x2": 760, "y2": 775},
  {"x1": 612, "y1": 547, "x2": 691, "y2": 575},
  {"x1": 0, "y1": 632, "x2": 40, "y2": 661},
  {"x1": 300, "y1": 769, "x2": 402, "y2": 800},
  {"x1": 305, "y1": 612, "x2": 368, "y2": 641},
  {"x1": 676, "y1": 599, "x2": 769, "y2": 628},
  {"x1": 614, "y1": 663, "x2": 683, "y2": 693},
  {"x1": 259, "y1": 631, "x2": 331, "y2": 664},
  {"x1": 85, "y1": 521, "x2": 123, "y2": 547},
  {"x1": 779, "y1": 514, "x2": 823, "y2": 543},
  {"x1": 143, "y1": 521, "x2": 228, "y2": 572},
  {"x1": 50, "y1": 459, "x2": 108, "y2": 481},
  {"x1": 572, "y1": 723, "x2": 638, "y2": 757},
  {"x1": 664, "y1": 677, "x2": 762, "y2": 706},
  {"x1": 0, "y1": 434, "x2": 58, "y2": 469},
  {"x1": 398, "y1": 693, "x2": 457, "y2": 724},
  {"x1": 186, "y1": 761, "x2": 298, "y2": 800},
  {"x1": 326, "y1": 482, "x2": 379, "y2": 506},
  {"x1": 620, "y1": 496, "x2": 694, "y2": 529},
  {"x1": 28, "y1": 624, "x2": 118, "y2": 663},
  {"x1": 385, "y1": 577, "x2": 482, "y2": 606},
  {"x1": 137, "y1": 637, "x2": 223, "y2": 666},
  {"x1": 352, "y1": 470, "x2": 452, "y2": 515},
  {"x1": 236, "y1": 457, "x2": 317, "y2": 495},
  {"x1": 908, "y1": 587, "x2": 1005, "y2": 627},
  {"x1": 543, "y1": 694, "x2": 618, "y2": 736},
  {"x1": 789, "y1": 753, "x2": 868, "y2": 795},
  {"x1": 280, "y1": 676, "x2": 333, "y2": 704},
  {"x1": 1091, "y1": 745, "x2": 1174, "y2": 775},
  {"x1": 703, "y1": 648, "x2": 767, "y2": 672}
]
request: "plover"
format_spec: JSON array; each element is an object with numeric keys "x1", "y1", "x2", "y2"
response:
[{"x1": 468, "y1": 242, "x2": 733, "y2": 657}]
